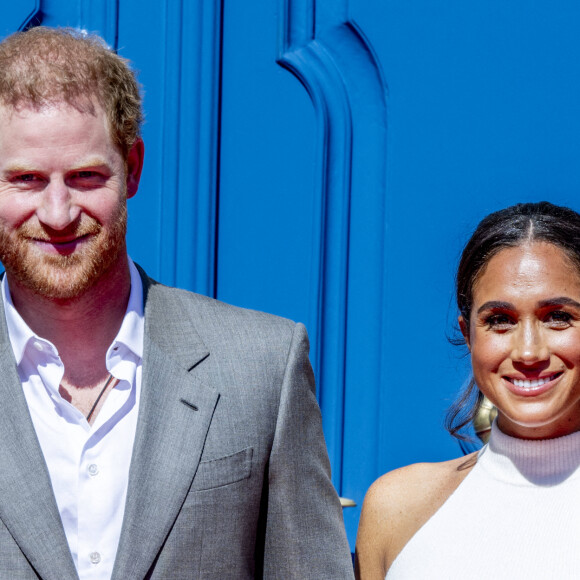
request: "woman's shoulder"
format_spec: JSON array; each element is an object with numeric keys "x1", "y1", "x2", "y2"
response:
[
  {"x1": 355, "y1": 454, "x2": 477, "y2": 579},
  {"x1": 369, "y1": 453, "x2": 476, "y2": 511}
]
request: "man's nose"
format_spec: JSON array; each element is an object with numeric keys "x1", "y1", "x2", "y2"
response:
[
  {"x1": 36, "y1": 178, "x2": 81, "y2": 230},
  {"x1": 511, "y1": 320, "x2": 550, "y2": 364}
]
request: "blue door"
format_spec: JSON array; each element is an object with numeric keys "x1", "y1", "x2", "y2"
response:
[{"x1": 4, "y1": 0, "x2": 580, "y2": 550}]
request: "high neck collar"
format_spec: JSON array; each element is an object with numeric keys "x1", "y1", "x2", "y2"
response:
[{"x1": 479, "y1": 421, "x2": 580, "y2": 486}]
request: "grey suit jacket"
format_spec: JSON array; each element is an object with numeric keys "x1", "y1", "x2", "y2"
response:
[{"x1": 0, "y1": 270, "x2": 354, "y2": 579}]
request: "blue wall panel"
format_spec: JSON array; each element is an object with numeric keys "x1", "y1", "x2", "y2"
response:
[
  {"x1": 0, "y1": 2, "x2": 39, "y2": 37},
  {"x1": 119, "y1": 0, "x2": 221, "y2": 296},
  {"x1": 345, "y1": 0, "x2": 580, "y2": 548}
]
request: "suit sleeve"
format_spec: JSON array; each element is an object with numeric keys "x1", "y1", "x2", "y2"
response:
[{"x1": 261, "y1": 323, "x2": 354, "y2": 579}]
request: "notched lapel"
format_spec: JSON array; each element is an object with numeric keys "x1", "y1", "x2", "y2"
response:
[{"x1": 112, "y1": 277, "x2": 220, "y2": 580}]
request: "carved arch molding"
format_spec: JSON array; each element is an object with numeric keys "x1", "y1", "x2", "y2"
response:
[{"x1": 277, "y1": 0, "x2": 388, "y2": 493}]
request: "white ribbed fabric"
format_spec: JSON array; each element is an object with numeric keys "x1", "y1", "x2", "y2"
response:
[{"x1": 387, "y1": 423, "x2": 580, "y2": 579}]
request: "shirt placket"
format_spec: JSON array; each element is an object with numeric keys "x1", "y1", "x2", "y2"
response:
[{"x1": 77, "y1": 440, "x2": 108, "y2": 579}]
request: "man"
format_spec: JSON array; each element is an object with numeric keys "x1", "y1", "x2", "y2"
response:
[{"x1": 0, "y1": 27, "x2": 353, "y2": 579}]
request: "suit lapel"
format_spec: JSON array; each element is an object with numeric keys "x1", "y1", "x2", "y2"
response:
[
  {"x1": 0, "y1": 305, "x2": 78, "y2": 579},
  {"x1": 112, "y1": 275, "x2": 219, "y2": 580}
]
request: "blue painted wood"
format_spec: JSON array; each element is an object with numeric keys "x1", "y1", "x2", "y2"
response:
[
  {"x1": 34, "y1": 0, "x2": 76, "y2": 27},
  {"x1": 329, "y1": 22, "x2": 388, "y2": 547},
  {"x1": 278, "y1": 25, "x2": 353, "y2": 493},
  {"x1": 79, "y1": 0, "x2": 118, "y2": 48},
  {"x1": 116, "y1": 1, "x2": 165, "y2": 278},
  {"x1": 278, "y1": 0, "x2": 388, "y2": 515},
  {"x1": 173, "y1": 0, "x2": 221, "y2": 296},
  {"x1": 155, "y1": 0, "x2": 183, "y2": 286},
  {"x1": 345, "y1": 0, "x2": 580, "y2": 549},
  {"x1": 119, "y1": 0, "x2": 221, "y2": 296},
  {"x1": 216, "y1": 4, "x2": 318, "y2": 324},
  {"x1": 0, "y1": 1, "x2": 40, "y2": 37}
]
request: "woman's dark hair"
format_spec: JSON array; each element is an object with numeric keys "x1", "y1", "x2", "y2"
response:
[{"x1": 446, "y1": 201, "x2": 580, "y2": 439}]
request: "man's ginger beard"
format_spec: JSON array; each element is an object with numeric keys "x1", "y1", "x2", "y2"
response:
[{"x1": 0, "y1": 202, "x2": 127, "y2": 301}]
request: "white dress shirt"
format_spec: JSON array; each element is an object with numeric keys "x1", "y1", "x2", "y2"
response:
[{"x1": 2, "y1": 260, "x2": 144, "y2": 580}]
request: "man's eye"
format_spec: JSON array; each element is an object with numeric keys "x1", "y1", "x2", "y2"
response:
[
  {"x1": 484, "y1": 314, "x2": 514, "y2": 330},
  {"x1": 14, "y1": 174, "x2": 38, "y2": 182},
  {"x1": 71, "y1": 171, "x2": 106, "y2": 185}
]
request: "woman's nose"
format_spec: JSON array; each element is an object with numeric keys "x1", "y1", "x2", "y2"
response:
[{"x1": 511, "y1": 320, "x2": 550, "y2": 364}]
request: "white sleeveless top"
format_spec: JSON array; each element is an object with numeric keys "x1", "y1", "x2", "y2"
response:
[{"x1": 386, "y1": 423, "x2": 580, "y2": 579}]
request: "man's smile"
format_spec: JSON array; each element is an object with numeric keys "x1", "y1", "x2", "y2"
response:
[{"x1": 29, "y1": 233, "x2": 93, "y2": 254}]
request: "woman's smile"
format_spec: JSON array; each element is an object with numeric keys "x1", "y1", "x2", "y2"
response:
[{"x1": 503, "y1": 371, "x2": 563, "y2": 395}]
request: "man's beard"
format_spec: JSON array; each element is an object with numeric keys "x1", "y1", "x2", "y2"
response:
[{"x1": 0, "y1": 203, "x2": 128, "y2": 301}]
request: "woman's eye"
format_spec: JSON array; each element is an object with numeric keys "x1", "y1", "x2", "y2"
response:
[
  {"x1": 484, "y1": 314, "x2": 514, "y2": 330},
  {"x1": 545, "y1": 311, "x2": 573, "y2": 327}
]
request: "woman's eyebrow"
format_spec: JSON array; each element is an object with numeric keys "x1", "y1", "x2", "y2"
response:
[
  {"x1": 476, "y1": 300, "x2": 514, "y2": 314},
  {"x1": 538, "y1": 297, "x2": 580, "y2": 309}
]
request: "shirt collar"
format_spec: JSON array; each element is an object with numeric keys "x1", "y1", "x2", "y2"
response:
[
  {"x1": 2, "y1": 276, "x2": 32, "y2": 366},
  {"x1": 2, "y1": 258, "x2": 145, "y2": 366},
  {"x1": 108, "y1": 259, "x2": 144, "y2": 360}
]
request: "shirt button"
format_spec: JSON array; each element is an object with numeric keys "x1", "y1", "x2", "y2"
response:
[
  {"x1": 33, "y1": 342, "x2": 43, "y2": 351},
  {"x1": 89, "y1": 552, "x2": 101, "y2": 565},
  {"x1": 88, "y1": 464, "x2": 99, "y2": 476}
]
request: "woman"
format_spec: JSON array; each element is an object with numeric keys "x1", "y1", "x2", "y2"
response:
[{"x1": 356, "y1": 201, "x2": 580, "y2": 579}]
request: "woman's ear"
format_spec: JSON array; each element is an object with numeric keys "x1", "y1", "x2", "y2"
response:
[{"x1": 458, "y1": 316, "x2": 471, "y2": 350}]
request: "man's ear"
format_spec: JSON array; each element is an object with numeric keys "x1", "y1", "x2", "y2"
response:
[
  {"x1": 126, "y1": 137, "x2": 144, "y2": 199},
  {"x1": 458, "y1": 315, "x2": 471, "y2": 350}
]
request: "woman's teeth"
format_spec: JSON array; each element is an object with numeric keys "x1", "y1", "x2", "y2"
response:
[{"x1": 511, "y1": 374, "x2": 558, "y2": 389}]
